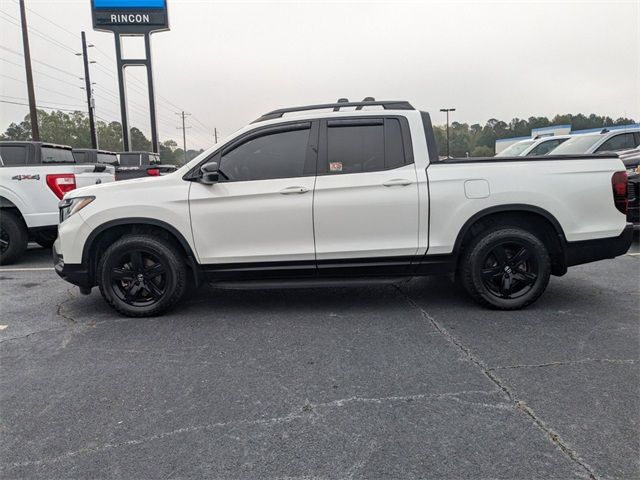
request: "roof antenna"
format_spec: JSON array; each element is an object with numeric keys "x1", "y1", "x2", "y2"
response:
[
  {"x1": 356, "y1": 97, "x2": 375, "y2": 110},
  {"x1": 333, "y1": 98, "x2": 349, "y2": 111},
  {"x1": 600, "y1": 128, "x2": 609, "y2": 134}
]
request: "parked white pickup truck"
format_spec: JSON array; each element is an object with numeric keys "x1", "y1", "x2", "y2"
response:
[
  {"x1": 53, "y1": 99, "x2": 633, "y2": 317},
  {"x1": 0, "y1": 141, "x2": 115, "y2": 264}
]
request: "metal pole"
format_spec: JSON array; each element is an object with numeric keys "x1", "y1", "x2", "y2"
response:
[
  {"x1": 18, "y1": 0, "x2": 39, "y2": 141},
  {"x1": 214, "y1": 127, "x2": 218, "y2": 143},
  {"x1": 144, "y1": 33, "x2": 159, "y2": 153},
  {"x1": 444, "y1": 111, "x2": 449, "y2": 158},
  {"x1": 81, "y1": 32, "x2": 97, "y2": 149},
  {"x1": 181, "y1": 111, "x2": 187, "y2": 164},
  {"x1": 114, "y1": 35, "x2": 130, "y2": 151}
]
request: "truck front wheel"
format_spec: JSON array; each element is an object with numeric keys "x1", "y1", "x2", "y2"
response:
[
  {"x1": 461, "y1": 227, "x2": 551, "y2": 310},
  {"x1": 0, "y1": 210, "x2": 28, "y2": 265},
  {"x1": 97, "y1": 234, "x2": 188, "y2": 317}
]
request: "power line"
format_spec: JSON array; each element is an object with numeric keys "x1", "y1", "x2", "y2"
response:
[
  {"x1": 0, "y1": 45, "x2": 79, "y2": 79},
  {"x1": 0, "y1": 99, "x2": 84, "y2": 113},
  {"x1": 0, "y1": 10, "x2": 77, "y2": 55},
  {"x1": 1, "y1": 73, "x2": 85, "y2": 103}
]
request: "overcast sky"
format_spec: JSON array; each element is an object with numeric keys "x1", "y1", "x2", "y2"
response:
[{"x1": 1, "y1": 0, "x2": 639, "y2": 149}]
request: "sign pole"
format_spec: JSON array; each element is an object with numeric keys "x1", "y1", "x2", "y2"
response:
[
  {"x1": 144, "y1": 33, "x2": 159, "y2": 153},
  {"x1": 113, "y1": 35, "x2": 131, "y2": 151}
]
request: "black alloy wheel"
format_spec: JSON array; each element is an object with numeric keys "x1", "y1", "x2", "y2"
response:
[
  {"x1": 480, "y1": 242, "x2": 538, "y2": 299},
  {"x1": 109, "y1": 250, "x2": 167, "y2": 307},
  {"x1": 98, "y1": 234, "x2": 187, "y2": 317},
  {"x1": 461, "y1": 226, "x2": 551, "y2": 310}
]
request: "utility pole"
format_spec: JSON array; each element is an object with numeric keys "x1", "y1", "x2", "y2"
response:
[
  {"x1": 440, "y1": 108, "x2": 456, "y2": 158},
  {"x1": 18, "y1": 0, "x2": 39, "y2": 140},
  {"x1": 214, "y1": 127, "x2": 218, "y2": 143},
  {"x1": 176, "y1": 111, "x2": 191, "y2": 164},
  {"x1": 80, "y1": 32, "x2": 97, "y2": 148}
]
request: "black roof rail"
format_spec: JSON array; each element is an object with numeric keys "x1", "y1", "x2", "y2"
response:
[{"x1": 252, "y1": 99, "x2": 415, "y2": 123}]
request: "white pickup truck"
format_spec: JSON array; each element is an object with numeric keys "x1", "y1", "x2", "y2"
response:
[
  {"x1": 0, "y1": 141, "x2": 114, "y2": 264},
  {"x1": 53, "y1": 99, "x2": 633, "y2": 317}
]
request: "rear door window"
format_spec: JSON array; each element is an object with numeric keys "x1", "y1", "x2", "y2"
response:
[
  {"x1": 0, "y1": 145, "x2": 28, "y2": 166},
  {"x1": 324, "y1": 117, "x2": 409, "y2": 174},
  {"x1": 595, "y1": 133, "x2": 637, "y2": 152}
]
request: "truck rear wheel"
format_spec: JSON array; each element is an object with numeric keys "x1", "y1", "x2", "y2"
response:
[
  {"x1": 97, "y1": 234, "x2": 187, "y2": 317},
  {"x1": 461, "y1": 226, "x2": 551, "y2": 310},
  {"x1": 0, "y1": 210, "x2": 28, "y2": 265}
]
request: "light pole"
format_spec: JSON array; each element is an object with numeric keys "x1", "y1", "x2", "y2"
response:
[{"x1": 440, "y1": 108, "x2": 456, "y2": 158}]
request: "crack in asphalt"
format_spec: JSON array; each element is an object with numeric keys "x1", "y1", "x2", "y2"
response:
[
  {"x1": 3, "y1": 389, "x2": 501, "y2": 470},
  {"x1": 0, "y1": 288, "x2": 81, "y2": 346},
  {"x1": 490, "y1": 358, "x2": 636, "y2": 370},
  {"x1": 394, "y1": 284, "x2": 599, "y2": 480}
]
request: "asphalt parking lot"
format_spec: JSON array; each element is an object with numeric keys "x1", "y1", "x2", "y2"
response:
[{"x1": 1, "y1": 240, "x2": 639, "y2": 479}]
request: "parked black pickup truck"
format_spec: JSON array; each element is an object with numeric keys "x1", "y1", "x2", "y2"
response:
[{"x1": 115, "y1": 151, "x2": 177, "y2": 181}]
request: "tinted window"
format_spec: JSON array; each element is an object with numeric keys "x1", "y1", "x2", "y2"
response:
[
  {"x1": 220, "y1": 128, "x2": 310, "y2": 181},
  {"x1": 326, "y1": 118, "x2": 407, "y2": 174},
  {"x1": 495, "y1": 140, "x2": 534, "y2": 157},
  {"x1": 596, "y1": 133, "x2": 638, "y2": 152},
  {"x1": 73, "y1": 151, "x2": 88, "y2": 163},
  {"x1": 327, "y1": 123, "x2": 384, "y2": 174},
  {"x1": 97, "y1": 153, "x2": 118, "y2": 165},
  {"x1": 41, "y1": 147, "x2": 74, "y2": 163},
  {"x1": 0, "y1": 145, "x2": 27, "y2": 166},
  {"x1": 527, "y1": 138, "x2": 567, "y2": 156},
  {"x1": 119, "y1": 153, "x2": 141, "y2": 166}
]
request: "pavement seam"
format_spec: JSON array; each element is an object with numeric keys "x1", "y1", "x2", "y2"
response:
[
  {"x1": 394, "y1": 284, "x2": 599, "y2": 480},
  {"x1": 489, "y1": 358, "x2": 636, "y2": 370},
  {"x1": 2, "y1": 389, "x2": 501, "y2": 470}
]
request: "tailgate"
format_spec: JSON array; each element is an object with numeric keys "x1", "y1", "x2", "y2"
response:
[{"x1": 74, "y1": 164, "x2": 115, "y2": 188}]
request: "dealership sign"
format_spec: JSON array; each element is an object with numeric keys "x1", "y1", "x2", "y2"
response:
[{"x1": 92, "y1": 0, "x2": 169, "y2": 33}]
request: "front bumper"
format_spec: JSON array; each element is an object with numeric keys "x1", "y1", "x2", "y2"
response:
[
  {"x1": 53, "y1": 244, "x2": 92, "y2": 291},
  {"x1": 565, "y1": 224, "x2": 634, "y2": 267}
]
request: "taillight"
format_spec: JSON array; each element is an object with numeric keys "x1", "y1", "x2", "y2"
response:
[
  {"x1": 46, "y1": 174, "x2": 76, "y2": 199},
  {"x1": 147, "y1": 168, "x2": 160, "y2": 176},
  {"x1": 611, "y1": 171, "x2": 628, "y2": 214}
]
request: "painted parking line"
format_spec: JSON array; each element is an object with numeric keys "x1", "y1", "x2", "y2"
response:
[{"x1": 0, "y1": 267, "x2": 55, "y2": 272}]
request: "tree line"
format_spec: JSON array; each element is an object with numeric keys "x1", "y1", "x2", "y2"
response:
[
  {"x1": 0, "y1": 110, "x2": 204, "y2": 165},
  {"x1": 433, "y1": 113, "x2": 637, "y2": 157},
  {"x1": 1, "y1": 109, "x2": 636, "y2": 162}
]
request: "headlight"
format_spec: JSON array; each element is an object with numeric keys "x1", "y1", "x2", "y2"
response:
[{"x1": 59, "y1": 196, "x2": 95, "y2": 223}]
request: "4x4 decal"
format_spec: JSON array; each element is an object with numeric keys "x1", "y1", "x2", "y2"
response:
[{"x1": 11, "y1": 174, "x2": 41, "y2": 181}]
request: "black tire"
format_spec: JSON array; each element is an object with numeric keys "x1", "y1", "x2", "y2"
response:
[
  {"x1": 33, "y1": 229, "x2": 57, "y2": 249},
  {"x1": 0, "y1": 210, "x2": 28, "y2": 265},
  {"x1": 461, "y1": 226, "x2": 551, "y2": 310},
  {"x1": 97, "y1": 234, "x2": 187, "y2": 317}
]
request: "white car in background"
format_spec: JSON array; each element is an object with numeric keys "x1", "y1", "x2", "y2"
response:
[
  {"x1": 496, "y1": 135, "x2": 571, "y2": 157},
  {"x1": 550, "y1": 128, "x2": 640, "y2": 155}
]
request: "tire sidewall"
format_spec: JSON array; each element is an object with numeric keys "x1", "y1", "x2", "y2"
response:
[
  {"x1": 0, "y1": 211, "x2": 28, "y2": 265},
  {"x1": 467, "y1": 228, "x2": 551, "y2": 309},
  {"x1": 98, "y1": 235, "x2": 186, "y2": 316}
]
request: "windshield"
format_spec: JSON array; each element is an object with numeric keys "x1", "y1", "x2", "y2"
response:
[
  {"x1": 550, "y1": 135, "x2": 601, "y2": 155},
  {"x1": 496, "y1": 140, "x2": 534, "y2": 157},
  {"x1": 41, "y1": 147, "x2": 74, "y2": 163},
  {"x1": 97, "y1": 153, "x2": 118, "y2": 165}
]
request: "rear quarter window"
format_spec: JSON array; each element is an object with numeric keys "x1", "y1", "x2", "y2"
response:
[{"x1": 0, "y1": 145, "x2": 28, "y2": 166}]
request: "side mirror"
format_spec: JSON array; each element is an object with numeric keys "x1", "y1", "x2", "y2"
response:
[{"x1": 200, "y1": 161, "x2": 219, "y2": 184}]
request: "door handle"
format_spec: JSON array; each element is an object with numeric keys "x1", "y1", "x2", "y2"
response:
[
  {"x1": 279, "y1": 186, "x2": 310, "y2": 195},
  {"x1": 383, "y1": 179, "x2": 412, "y2": 187}
]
